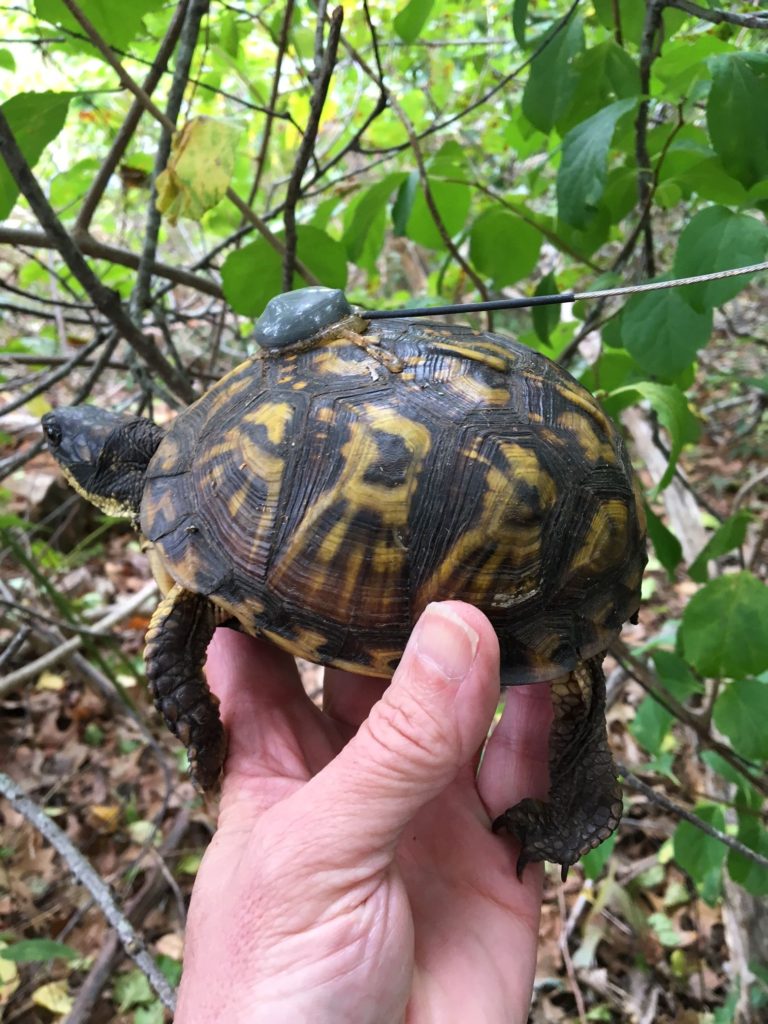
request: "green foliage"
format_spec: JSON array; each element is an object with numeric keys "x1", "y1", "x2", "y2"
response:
[
  {"x1": 0, "y1": 939, "x2": 80, "y2": 963},
  {"x1": 3, "y1": 0, "x2": 767, "y2": 937},
  {"x1": 0, "y1": 91, "x2": 72, "y2": 219},
  {"x1": 681, "y1": 573, "x2": 768, "y2": 678}
]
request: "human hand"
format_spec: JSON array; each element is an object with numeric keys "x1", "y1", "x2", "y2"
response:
[{"x1": 175, "y1": 601, "x2": 550, "y2": 1023}]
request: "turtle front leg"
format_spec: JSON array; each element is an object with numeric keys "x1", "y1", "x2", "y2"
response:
[
  {"x1": 493, "y1": 656, "x2": 622, "y2": 880},
  {"x1": 144, "y1": 584, "x2": 225, "y2": 790}
]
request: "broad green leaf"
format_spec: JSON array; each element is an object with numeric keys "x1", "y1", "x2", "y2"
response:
[
  {"x1": 114, "y1": 968, "x2": 152, "y2": 1012},
  {"x1": 0, "y1": 91, "x2": 72, "y2": 220},
  {"x1": 405, "y1": 177, "x2": 470, "y2": 250},
  {"x1": 512, "y1": 0, "x2": 528, "y2": 47},
  {"x1": 392, "y1": 172, "x2": 418, "y2": 237},
  {"x1": 522, "y1": 14, "x2": 583, "y2": 133},
  {"x1": 713, "y1": 678, "x2": 768, "y2": 761},
  {"x1": 557, "y1": 98, "x2": 636, "y2": 228},
  {"x1": 593, "y1": 0, "x2": 646, "y2": 46},
  {"x1": 652, "y1": 649, "x2": 703, "y2": 700},
  {"x1": 681, "y1": 572, "x2": 768, "y2": 678},
  {"x1": 689, "y1": 510, "x2": 752, "y2": 583},
  {"x1": 610, "y1": 382, "x2": 699, "y2": 492},
  {"x1": 673, "y1": 803, "x2": 726, "y2": 905},
  {"x1": 631, "y1": 696, "x2": 673, "y2": 756},
  {"x1": 155, "y1": 117, "x2": 242, "y2": 224},
  {"x1": 707, "y1": 54, "x2": 768, "y2": 189},
  {"x1": 343, "y1": 174, "x2": 406, "y2": 264},
  {"x1": 727, "y1": 799, "x2": 768, "y2": 897},
  {"x1": 34, "y1": 0, "x2": 165, "y2": 50},
  {"x1": 580, "y1": 832, "x2": 616, "y2": 880},
  {"x1": 655, "y1": 35, "x2": 733, "y2": 94},
  {"x1": 620, "y1": 285, "x2": 712, "y2": 380},
  {"x1": 0, "y1": 939, "x2": 79, "y2": 963},
  {"x1": 674, "y1": 207, "x2": 768, "y2": 313},
  {"x1": 135, "y1": 1003, "x2": 165, "y2": 1024},
  {"x1": 393, "y1": 0, "x2": 435, "y2": 43},
  {"x1": 0, "y1": 48, "x2": 16, "y2": 71},
  {"x1": 221, "y1": 227, "x2": 347, "y2": 317},
  {"x1": 648, "y1": 912, "x2": 683, "y2": 948},
  {"x1": 469, "y1": 210, "x2": 541, "y2": 287},
  {"x1": 644, "y1": 505, "x2": 683, "y2": 578},
  {"x1": 532, "y1": 272, "x2": 560, "y2": 347}
]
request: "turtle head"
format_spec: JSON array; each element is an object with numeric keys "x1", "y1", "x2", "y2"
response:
[{"x1": 42, "y1": 406, "x2": 164, "y2": 520}]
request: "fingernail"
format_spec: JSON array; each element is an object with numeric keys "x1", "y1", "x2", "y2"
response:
[{"x1": 415, "y1": 603, "x2": 479, "y2": 681}]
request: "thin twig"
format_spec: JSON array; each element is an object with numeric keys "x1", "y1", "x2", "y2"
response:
[
  {"x1": 0, "y1": 579, "x2": 158, "y2": 696},
  {"x1": 0, "y1": 771, "x2": 176, "y2": 1013},
  {"x1": 0, "y1": 332, "x2": 109, "y2": 418},
  {"x1": 557, "y1": 885, "x2": 588, "y2": 1024},
  {"x1": 282, "y1": 5, "x2": 343, "y2": 289},
  {"x1": 59, "y1": 0, "x2": 318, "y2": 285},
  {"x1": 74, "y1": 0, "x2": 189, "y2": 234},
  {"x1": 618, "y1": 764, "x2": 768, "y2": 871},
  {"x1": 634, "y1": 0, "x2": 664, "y2": 278},
  {"x1": 63, "y1": 810, "x2": 191, "y2": 1024},
  {"x1": 0, "y1": 115, "x2": 195, "y2": 402},
  {"x1": 0, "y1": 227, "x2": 222, "y2": 297},
  {"x1": 665, "y1": 0, "x2": 768, "y2": 29},
  {"x1": 247, "y1": 0, "x2": 294, "y2": 205}
]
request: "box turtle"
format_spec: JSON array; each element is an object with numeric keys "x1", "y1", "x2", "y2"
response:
[{"x1": 42, "y1": 287, "x2": 646, "y2": 877}]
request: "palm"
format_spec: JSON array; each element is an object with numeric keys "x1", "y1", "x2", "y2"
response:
[{"x1": 181, "y1": 628, "x2": 548, "y2": 1022}]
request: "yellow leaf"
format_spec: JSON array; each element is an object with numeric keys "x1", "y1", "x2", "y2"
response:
[
  {"x1": 87, "y1": 804, "x2": 121, "y2": 833},
  {"x1": 0, "y1": 943, "x2": 20, "y2": 1007},
  {"x1": 32, "y1": 981, "x2": 72, "y2": 1015},
  {"x1": 156, "y1": 116, "x2": 242, "y2": 225},
  {"x1": 25, "y1": 394, "x2": 51, "y2": 418},
  {"x1": 36, "y1": 670, "x2": 65, "y2": 691}
]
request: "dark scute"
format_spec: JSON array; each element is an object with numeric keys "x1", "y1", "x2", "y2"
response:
[{"x1": 362, "y1": 430, "x2": 414, "y2": 488}]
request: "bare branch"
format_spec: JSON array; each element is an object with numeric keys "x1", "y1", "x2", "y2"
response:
[
  {"x1": 619, "y1": 764, "x2": 768, "y2": 871},
  {"x1": 665, "y1": 0, "x2": 768, "y2": 30},
  {"x1": 282, "y1": 6, "x2": 343, "y2": 289},
  {"x1": 634, "y1": 0, "x2": 664, "y2": 278},
  {"x1": 0, "y1": 227, "x2": 222, "y2": 296},
  {"x1": 75, "y1": 0, "x2": 189, "y2": 234},
  {"x1": 0, "y1": 771, "x2": 176, "y2": 1013}
]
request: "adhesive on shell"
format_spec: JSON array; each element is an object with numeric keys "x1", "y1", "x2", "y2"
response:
[{"x1": 253, "y1": 287, "x2": 353, "y2": 349}]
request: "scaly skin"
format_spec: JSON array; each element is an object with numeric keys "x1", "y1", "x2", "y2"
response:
[
  {"x1": 144, "y1": 584, "x2": 225, "y2": 789},
  {"x1": 493, "y1": 656, "x2": 622, "y2": 879}
]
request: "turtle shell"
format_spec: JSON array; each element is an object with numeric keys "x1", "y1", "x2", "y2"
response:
[{"x1": 140, "y1": 319, "x2": 646, "y2": 683}]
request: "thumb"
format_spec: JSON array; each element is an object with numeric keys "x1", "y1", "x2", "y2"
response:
[{"x1": 291, "y1": 601, "x2": 500, "y2": 863}]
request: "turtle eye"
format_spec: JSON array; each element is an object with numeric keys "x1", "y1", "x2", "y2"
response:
[{"x1": 43, "y1": 418, "x2": 62, "y2": 448}]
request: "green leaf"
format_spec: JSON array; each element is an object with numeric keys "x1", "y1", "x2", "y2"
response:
[
  {"x1": 393, "y1": 0, "x2": 435, "y2": 43},
  {"x1": 631, "y1": 696, "x2": 673, "y2": 756},
  {"x1": 155, "y1": 117, "x2": 242, "y2": 224},
  {"x1": 580, "y1": 832, "x2": 616, "y2": 880},
  {"x1": 343, "y1": 173, "x2": 406, "y2": 266},
  {"x1": 727, "y1": 798, "x2": 768, "y2": 897},
  {"x1": 648, "y1": 912, "x2": 683, "y2": 948},
  {"x1": 652, "y1": 649, "x2": 703, "y2": 700},
  {"x1": 469, "y1": 210, "x2": 541, "y2": 287},
  {"x1": 0, "y1": 49, "x2": 16, "y2": 72},
  {"x1": 644, "y1": 505, "x2": 683, "y2": 578},
  {"x1": 113, "y1": 969, "x2": 152, "y2": 1012},
  {"x1": 593, "y1": 0, "x2": 646, "y2": 46},
  {"x1": 221, "y1": 226, "x2": 347, "y2": 317},
  {"x1": 609, "y1": 382, "x2": 699, "y2": 493},
  {"x1": 0, "y1": 91, "x2": 72, "y2": 220},
  {"x1": 619, "y1": 285, "x2": 713, "y2": 380},
  {"x1": 557, "y1": 98, "x2": 636, "y2": 228},
  {"x1": 34, "y1": 0, "x2": 165, "y2": 51},
  {"x1": 673, "y1": 207, "x2": 768, "y2": 313},
  {"x1": 707, "y1": 54, "x2": 768, "y2": 189},
  {"x1": 681, "y1": 572, "x2": 768, "y2": 678},
  {"x1": 532, "y1": 273, "x2": 560, "y2": 347},
  {"x1": 713, "y1": 678, "x2": 768, "y2": 761},
  {"x1": 673, "y1": 803, "x2": 726, "y2": 905},
  {"x1": 0, "y1": 939, "x2": 79, "y2": 963},
  {"x1": 512, "y1": 0, "x2": 528, "y2": 47},
  {"x1": 392, "y1": 172, "x2": 418, "y2": 237},
  {"x1": 405, "y1": 177, "x2": 470, "y2": 250},
  {"x1": 689, "y1": 511, "x2": 752, "y2": 583},
  {"x1": 522, "y1": 14, "x2": 584, "y2": 133}
]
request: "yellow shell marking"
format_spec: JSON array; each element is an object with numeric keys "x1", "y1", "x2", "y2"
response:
[
  {"x1": 568, "y1": 500, "x2": 629, "y2": 574},
  {"x1": 244, "y1": 401, "x2": 294, "y2": 446},
  {"x1": 270, "y1": 405, "x2": 432, "y2": 617}
]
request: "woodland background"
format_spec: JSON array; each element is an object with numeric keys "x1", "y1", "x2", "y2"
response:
[{"x1": 0, "y1": 1, "x2": 767, "y2": 1021}]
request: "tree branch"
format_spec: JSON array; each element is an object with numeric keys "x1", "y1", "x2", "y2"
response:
[
  {"x1": 0, "y1": 114, "x2": 195, "y2": 402},
  {"x1": 282, "y1": 5, "x2": 343, "y2": 289},
  {"x1": 665, "y1": 0, "x2": 768, "y2": 30},
  {"x1": 74, "y1": 0, "x2": 189, "y2": 234},
  {"x1": 634, "y1": 0, "x2": 664, "y2": 278},
  {"x1": 0, "y1": 771, "x2": 176, "y2": 1014}
]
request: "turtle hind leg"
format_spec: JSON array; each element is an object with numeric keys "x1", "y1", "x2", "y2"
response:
[
  {"x1": 144, "y1": 584, "x2": 225, "y2": 790},
  {"x1": 493, "y1": 657, "x2": 622, "y2": 881}
]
